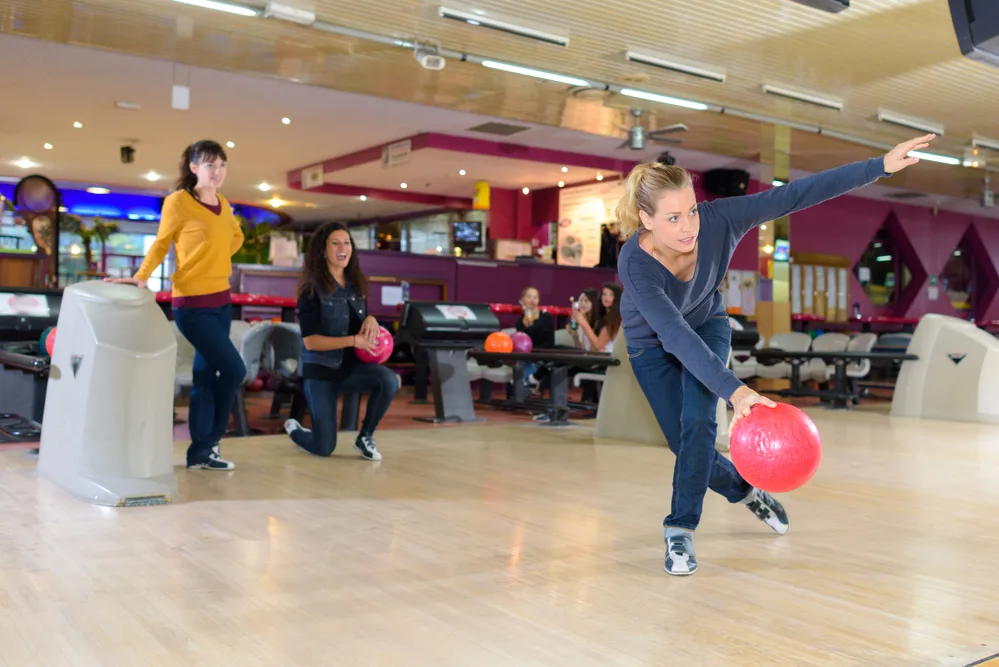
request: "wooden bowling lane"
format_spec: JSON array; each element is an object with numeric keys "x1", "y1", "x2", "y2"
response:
[{"x1": 0, "y1": 409, "x2": 998, "y2": 665}]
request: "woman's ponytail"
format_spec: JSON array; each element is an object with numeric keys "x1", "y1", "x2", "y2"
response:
[
  {"x1": 176, "y1": 140, "x2": 227, "y2": 198},
  {"x1": 615, "y1": 160, "x2": 694, "y2": 238}
]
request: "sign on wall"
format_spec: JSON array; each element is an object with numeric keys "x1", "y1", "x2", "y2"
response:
[{"x1": 556, "y1": 180, "x2": 624, "y2": 268}]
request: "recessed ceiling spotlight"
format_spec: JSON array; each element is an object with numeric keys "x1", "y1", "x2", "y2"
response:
[
  {"x1": 522, "y1": 187, "x2": 530, "y2": 195},
  {"x1": 359, "y1": 195, "x2": 367, "y2": 201},
  {"x1": 144, "y1": 171, "x2": 161, "y2": 181},
  {"x1": 557, "y1": 180, "x2": 565, "y2": 188},
  {"x1": 268, "y1": 197, "x2": 284, "y2": 208},
  {"x1": 400, "y1": 182, "x2": 408, "y2": 189},
  {"x1": 226, "y1": 141, "x2": 235, "y2": 148},
  {"x1": 458, "y1": 169, "x2": 466, "y2": 175},
  {"x1": 258, "y1": 182, "x2": 272, "y2": 192},
  {"x1": 73, "y1": 121, "x2": 83, "y2": 128},
  {"x1": 43, "y1": 143, "x2": 53, "y2": 150},
  {"x1": 86, "y1": 187, "x2": 110, "y2": 195},
  {"x1": 281, "y1": 117, "x2": 291, "y2": 125},
  {"x1": 13, "y1": 157, "x2": 37, "y2": 169},
  {"x1": 596, "y1": 173, "x2": 603, "y2": 181},
  {"x1": 561, "y1": 166, "x2": 568, "y2": 173}
]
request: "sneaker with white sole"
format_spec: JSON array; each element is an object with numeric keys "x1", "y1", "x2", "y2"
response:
[
  {"x1": 187, "y1": 450, "x2": 235, "y2": 471},
  {"x1": 284, "y1": 418, "x2": 308, "y2": 436},
  {"x1": 664, "y1": 532, "x2": 697, "y2": 576},
  {"x1": 745, "y1": 488, "x2": 790, "y2": 535},
  {"x1": 354, "y1": 434, "x2": 382, "y2": 461}
]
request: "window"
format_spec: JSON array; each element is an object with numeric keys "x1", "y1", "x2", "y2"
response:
[{"x1": 853, "y1": 227, "x2": 912, "y2": 308}]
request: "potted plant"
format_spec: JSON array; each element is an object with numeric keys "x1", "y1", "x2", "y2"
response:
[{"x1": 59, "y1": 214, "x2": 120, "y2": 272}]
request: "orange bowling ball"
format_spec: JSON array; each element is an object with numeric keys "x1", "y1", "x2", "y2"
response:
[{"x1": 485, "y1": 331, "x2": 514, "y2": 353}]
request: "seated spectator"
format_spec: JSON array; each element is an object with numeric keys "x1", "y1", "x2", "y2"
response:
[
  {"x1": 515, "y1": 286, "x2": 555, "y2": 348},
  {"x1": 571, "y1": 283, "x2": 622, "y2": 353}
]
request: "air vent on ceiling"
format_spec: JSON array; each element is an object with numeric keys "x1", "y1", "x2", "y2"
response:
[
  {"x1": 467, "y1": 122, "x2": 531, "y2": 136},
  {"x1": 884, "y1": 191, "x2": 925, "y2": 200}
]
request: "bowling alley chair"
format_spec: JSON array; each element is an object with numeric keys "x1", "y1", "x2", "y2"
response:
[
  {"x1": 800, "y1": 332, "x2": 850, "y2": 384},
  {"x1": 593, "y1": 329, "x2": 667, "y2": 446},
  {"x1": 821, "y1": 332, "x2": 877, "y2": 402},
  {"x1": 264, "y1": 322, "x2": 303, "y2": 420},
  {"x1": 754, "y1": 331, "x2": 813, "y2": 380},
  {"x1": 230, "y1": 320, "x2": 275, "y2": 437}
]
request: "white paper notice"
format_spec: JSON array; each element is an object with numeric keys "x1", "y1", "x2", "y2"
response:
[
  {"x1": 838, "y1": 268, "x2": 848, "y2": 310},
  {"x1": 791, "y1": 264, "x2": 802, "y2": 314},
  {"x1": 381, "y1": 285, "x2": 404, "y2": 307},
  {"x1": 928, "y1": 286, "x2": 939, "y2": 301},
  {"x1": 858, "y1": 266, "x2": 871, "y2": 283},
  {"x1": 803, "y1": 266, "x2": 814, "y2": 309},
  {"x1": 827, "y1": 266, "x2": 837, "y2": 317}
]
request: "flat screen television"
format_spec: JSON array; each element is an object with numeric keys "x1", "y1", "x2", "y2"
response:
[{"x1": 451, "y1": 221, "x2": 484, "y2": 251}]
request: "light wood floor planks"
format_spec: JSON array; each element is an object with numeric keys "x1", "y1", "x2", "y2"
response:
[{"x1": 1, "y1": 408, "x2": 998, "y2": 666}]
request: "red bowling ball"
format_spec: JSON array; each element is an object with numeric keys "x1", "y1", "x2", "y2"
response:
[
  {"x1": 728, "y1": 402, "x2": 822, "y2": 493},
  {"x1": 355, "y1": 326, "x2": 395, "y2": 365}
]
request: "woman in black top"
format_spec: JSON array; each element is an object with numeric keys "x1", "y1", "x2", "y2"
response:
[
  {"x1": 283, "y1": 222, "x2": 398, "y2": 460},
  {"x1": 514, "y1": 286, "x2": 555, "y2": 348}
]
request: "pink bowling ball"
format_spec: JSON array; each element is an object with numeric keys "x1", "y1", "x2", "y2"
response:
[
  {"x1": 355, "y1": 326, "x2": 395, "y2": 365},
  {"x1": 510, "y1": 331, "x2": 533, "y2": 353}
]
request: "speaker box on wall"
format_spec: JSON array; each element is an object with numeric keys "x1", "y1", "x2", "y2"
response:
[{"x1": 703, "y1": 169, "x2": 750, "y2": 198}]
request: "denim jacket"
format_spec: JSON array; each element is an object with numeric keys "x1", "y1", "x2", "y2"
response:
[{"x1": 299, "y1": 281, "x2": 367, "y2": 371}]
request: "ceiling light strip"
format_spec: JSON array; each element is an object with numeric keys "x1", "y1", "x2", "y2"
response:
[
  {"x1": 620, "y1": 88, "x2": 709, "y2": 111},
  {"x1": 170, "y1": 0, "x2": 257, "y2": 17},
  {"x1": 438, "y1": 6, "x2": 569, "y2": 47},
  {"x1": 761, "y1": 84, "x2": 843, "y2": 111},
  {"x1": 624, "y1": 51, "x2": 725, "y2": 83},
  {"x1": 876, "y1": 109, "x2": 944, "y2": 136},
  {"x1": 972, "y1": 135, "x2": 999, "y2": 152},
  {"x1": 481, "y1": 60, "x2": 588, "y2": 87}
]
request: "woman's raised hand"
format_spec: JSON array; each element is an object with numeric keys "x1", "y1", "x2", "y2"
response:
[{"x1": 883, "y1": 133, "x2": 936, "y2": 174}]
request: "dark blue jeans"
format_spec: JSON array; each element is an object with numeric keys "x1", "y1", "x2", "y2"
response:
[
  {"x1": 173, "y1": 304, "x2": 246, "y2": 462},
  {"x1": 627, "y1": 314, "x2": 752, "y2": 530},
  {"x1": 291, "y1": 364, "x2": 398, "y2": 457}
]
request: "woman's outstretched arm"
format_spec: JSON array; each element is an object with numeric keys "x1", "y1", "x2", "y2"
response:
[{"x1": 701, "y1": 133, "x2": 935, "y2": 239}]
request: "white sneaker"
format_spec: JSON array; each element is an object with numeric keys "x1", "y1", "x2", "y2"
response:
[
  {"x1": 745, "y1": 488, "x2": 790, "y2": 535},
  {"x1": 665, "y1": 532, "x2": 697, "y2": 576},
  {"x1": 284, "y1": 418, "x2": 309, "y2": 436},
  {"x1": 354, "y1": 434, "x2": 382, "y2": 461}
]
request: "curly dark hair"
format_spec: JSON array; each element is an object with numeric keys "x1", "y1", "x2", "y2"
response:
[{"x1": 298, "y1": 222, "x2": 368, "y2": 299}]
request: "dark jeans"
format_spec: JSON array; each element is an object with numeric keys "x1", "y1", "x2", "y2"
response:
[
  {"x1": 173, "y1": 304, "x2": 246, "y2": 462},
  {"x1": 291, "y1": 364, "x2": 398, "y2": 457},
  {"x1": 627, "y1": 314, "x2": 751, "y2": 530}
]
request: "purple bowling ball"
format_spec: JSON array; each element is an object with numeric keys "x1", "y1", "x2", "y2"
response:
[{"x1": 510, "y1": 331, "x2": 533, "y2": 353}]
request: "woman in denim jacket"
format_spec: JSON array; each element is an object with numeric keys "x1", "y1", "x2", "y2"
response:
[{"x1": 284, "y1": 222, "x2": 398, "y2": 460}]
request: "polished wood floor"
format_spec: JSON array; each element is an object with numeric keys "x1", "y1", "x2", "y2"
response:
[{"x1": 1, "y1": 407, "x2": 998, "y2": 666}]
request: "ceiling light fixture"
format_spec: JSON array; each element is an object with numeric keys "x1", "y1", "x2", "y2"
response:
[
  {"x1": 560, "y1": 166, "x2": 568, "y2": 173},
  {"x1": 481, "y1": 60, "x2": 589, "y2": 87},
  {"x1": 281, "y1": 117, "x2": 291, "y2": 125},
  {"x1": 268, "y1": 197, "x2": 284, "y2": 208},
  {"x1": 258, "y1": 183, "x2": 272, "y2": 192},
  {"x1": 624, "y1": 51, "x2": 726, "y2": 83},
  {"x1": 115, "y1": 101, "x2": 142, "y2": 110},
  {"x1": 522, "y1": 187, "x2": 530, "y2": 195},
  {"x1": 43, "y1": 143, "x2": 53, "y2": 150},
  {"x1": 438, "y1": 6, "x2": 569, "y2": 46},
  {"x1": 458, "y1": 169, "x2": 466, "y2": 175},
  {"x1": 144, "y1": 171, "x2": 161, "y2": 181},
  {"x1": 226, "y1": 141, "x2": 235, "y2": 148},
  {"x1": 596, "y1": 174, "x2": 604, "y2": 181},
  {"x1": 170, "y1": 0, "x2": 257, "y2": 17},
  {"x1": 876, "y1": 109, "x2": 944, "y2": 136},
  {"x1": 13, "y1": 157, "x2": 37, "y2": 169},
  {"x1": 263, "y1": 1, "x2": 316, "y2": 25},
  {"x1": 73, "y1": 121, "x2": 83, "y2": 128},
  {"x1": 761, "y1": 84, "x2": 843, "y2": 111},
  {"x1": 558, "y1": 181, "x2": 565, "y2": 188},
  {"x1": 86, "y1": 187, "x2": 110, "y2": 195},
  {"x1": 400, "y1": 182, "x2": 408, "y2": 189},
  {"x1": 620, "y1": 88, "x2": 708, "y2": 111},
  {"x1": 359, "y1": 195, "x2": 367, "y2": 201},
  {"x1": 972, "y1": 135, "x2": 999, "y2": 152},
  {"x1": 908, "y1": 151, "x2": 960, "y2": 166},
  {"x1": 772, "y1": 180, "x2": 785, "y2": 187}
]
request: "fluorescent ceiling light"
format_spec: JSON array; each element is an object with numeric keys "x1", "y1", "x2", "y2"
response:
[
  {"x1": 624, "y1": 51, "x2": 725, "y2": 82},
  {"x1": 972, "y1": 135, "x2": 999, "y2": 152},
  {"x1": 908, "y1": 151, "x2": 960, "y2": 166},
  {"x1": 86, "y1": 187, "x2": 110, "y2": 195},
  {"x1": 482, "y1": 60, "x2": 588, "y2": 87},
  {"x1": 13, "y1": 157, "x2": 37, "y2": 169},
  {"x1": 620, "y1": 88, "x2": 708, "y2": 111},
  {"x1": 439, "y1": 6, "x2": 569, "y2": 46},
  {"x1": 263, "y1": 1, "x2": 315, "y2": 25},
  {"x1": 876, "y1": 109, "x2": 943, "y2": 136},
  {"x1": 170, "y1": 0, "x2": 257, "y2": 17},
  {"x1": 762, "y1": 84, "x2": 842, "y2": 111}
]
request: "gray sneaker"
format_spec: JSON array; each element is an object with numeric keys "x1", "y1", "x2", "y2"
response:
[
  {"x1": 665, "y1": 532, "x2": 697, "y2": 576},
  {"x1": 745, "y1": 488, "x2": 790, "y2": 535}
]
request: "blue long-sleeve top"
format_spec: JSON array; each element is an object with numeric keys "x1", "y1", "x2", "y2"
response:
[{"x1": 618, "y1": 156, "x2": 890, "y2": 401}]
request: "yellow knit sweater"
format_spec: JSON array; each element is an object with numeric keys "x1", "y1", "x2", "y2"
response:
[{"x1": 135, "y1": 190, "x2": 244, "y2": 297}]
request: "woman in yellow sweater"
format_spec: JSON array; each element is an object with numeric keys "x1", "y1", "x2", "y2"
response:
[{"x1": 107, "y1": 140, "x2": 245, "y2": 471}]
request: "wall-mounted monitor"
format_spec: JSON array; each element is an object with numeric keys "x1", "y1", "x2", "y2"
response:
[{"x1": 451, "y1": 221, "x2": 485, "y2": 252}]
